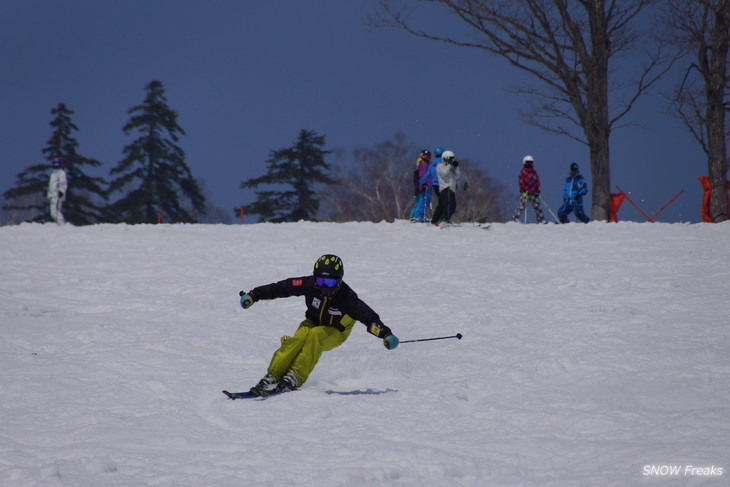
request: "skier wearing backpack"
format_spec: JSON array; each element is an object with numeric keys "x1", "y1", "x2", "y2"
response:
[
  {"x1": 238, "y1": 254, "x2": 399, "y2": 396},
  {"x1": 47, "y1": 157, "x2": 68, "y2": 224},
  {"x1": 558, "y1": 162, "x2": 590, "y2": 223}
]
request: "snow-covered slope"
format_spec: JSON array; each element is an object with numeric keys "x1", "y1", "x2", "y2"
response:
[{"x1": 1, "y1": 221, "x2": 728, "y2": 486}]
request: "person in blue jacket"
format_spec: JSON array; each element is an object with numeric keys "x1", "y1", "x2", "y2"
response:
[
  {"x1": 558, "y1": 162, "x2": 590, "y2": 223},
  {"x1": 418, "y1": 147, "x2": 445, "y2": 219}
]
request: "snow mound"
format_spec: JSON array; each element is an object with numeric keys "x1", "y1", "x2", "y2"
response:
[{"x1": 1, "y1": 221, "x2": 728, "y2": 486}]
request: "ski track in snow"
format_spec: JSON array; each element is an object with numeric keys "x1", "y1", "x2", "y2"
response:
[{"x1": 1, "y1": 221, "x2": 728, "y2": 486}]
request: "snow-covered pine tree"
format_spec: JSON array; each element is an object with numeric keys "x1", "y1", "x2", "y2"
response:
[
  {"x1": 108, "y1": 80, "x2": 205, "y2": 223},
  {"x1": 241, "y1": 129, "x2": 333, "y2": 222}
]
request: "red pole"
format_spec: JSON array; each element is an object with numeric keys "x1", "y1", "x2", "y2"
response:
[
  {"x1": 157, "y1": 211, "x2": 162, "y2": 224},
  {"x1": 616, "y1": 186, "x2": 653, "y2": 222},
  {"x1": 239, "y1": 206, "x2": 245, "y2": 224},
  {"x1": 649, "y1": 189, "x2": 684, "y2": 221}
]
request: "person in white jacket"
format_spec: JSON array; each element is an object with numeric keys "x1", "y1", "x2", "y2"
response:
[
  {"x1": 431, "y1": 150, "x2": 461, "y2": 225},
  {"x1": 47, "y1": 157, "x2": 68, "y2": 224}
]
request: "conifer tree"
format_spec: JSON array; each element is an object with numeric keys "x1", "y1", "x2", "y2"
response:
[
  {"x1": 108, "y1": 80, "x2": 205, "y2": 223},
  {"x1": 241, "y1": 129, "x2": 333, "y2": 222},
  {"x1": 2, "y1": 103, "x2": 107, "y2": 224}
]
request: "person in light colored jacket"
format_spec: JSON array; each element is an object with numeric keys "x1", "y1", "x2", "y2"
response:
[
  {"x1": 431, "y1": 150, "x2": 461, "y2": 225},
  {"x1": 47, "y1": 157, "x2": 68, "y2": 224}
]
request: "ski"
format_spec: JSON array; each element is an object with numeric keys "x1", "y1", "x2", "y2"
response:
[
  {"x1": 222, "y1": 389, "x2": 293, "y2": 400},
  {"x1": 435, "y1": 223, "x2": 491, "y2": 230},
  {"x1": 222, "y1": 390, "x2": 260, "y2": 400}
]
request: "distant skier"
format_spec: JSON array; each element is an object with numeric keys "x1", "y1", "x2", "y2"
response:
[
  {"x1": 409, "y1": 150, "x2": 431, "y2": 222},
  {"x1": 431, "y1": 150, "x2": 461, "y2": 226},
  {"x1": 511, "y1": 155, "x2": 546, "y2": 224},
  {"x1": 47, "y1": 157, "x2": 68, "y2": 224},
  {"x1": 420, "y1": 146, "x2": 445, "y2": 216},
  {"x1": 238, "y1": 254, "x2": 399, "y2": 396},
  {"x1": 558, "y1": 162, "x2": 590, "y2": 223}
]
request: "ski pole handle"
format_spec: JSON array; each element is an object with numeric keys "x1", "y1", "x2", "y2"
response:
[{"x1": 400, "y1": 333, "x2": 463, "y2": 344}]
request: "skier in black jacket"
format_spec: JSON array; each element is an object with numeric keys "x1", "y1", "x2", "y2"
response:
[{"x1": 239, "y1": 254, "x2": 399, "y2": 395}]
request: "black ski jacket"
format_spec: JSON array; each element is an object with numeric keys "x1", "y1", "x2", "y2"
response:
[{"x1": 249, "y1": 276, "x2": 391, "y2": 338}]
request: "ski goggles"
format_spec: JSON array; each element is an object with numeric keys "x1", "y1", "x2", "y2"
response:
[{"x1": 315, "y1": 277, "x2": 339, "y2": 288}]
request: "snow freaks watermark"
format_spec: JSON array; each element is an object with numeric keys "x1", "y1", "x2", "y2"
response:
[{"x1": 642, "y1": 465, "x2": 724, "y2": 477}]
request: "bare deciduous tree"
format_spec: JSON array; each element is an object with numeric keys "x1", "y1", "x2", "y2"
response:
[
  {"x1": 661, "y1": 0, "x2": 729, "y2": 222},
  {"x1": 320, "y1": 134, "x2": 415, "y2": 222},
  {"x1": 1, "y1": 192, "x2": 45, "y2": 225},
  {"x1": 369, "y1": 0, "x2": 673, "y2": 221},
  {"x1": 318, "y1": 133, "x2": 511, "y2": 223},
  {"x1": 453, "y1": 161, "x2": 512, "y2": 222}
]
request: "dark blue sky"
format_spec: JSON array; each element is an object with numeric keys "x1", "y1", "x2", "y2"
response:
[{"x1": 1, "y1": 1, "x2": 707, "y2": 223}]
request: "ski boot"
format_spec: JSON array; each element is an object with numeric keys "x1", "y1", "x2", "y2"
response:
[
  {"x1": 273, "y1": 372, "x2": 298, "y2": 393},
  {"x1": 249, "y1": 373, "x2": 278, "y2": 396}
]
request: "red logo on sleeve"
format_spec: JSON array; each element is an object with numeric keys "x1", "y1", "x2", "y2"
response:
[{"x1": 292, "y1": 279, "x2": 303, "y2": 287}]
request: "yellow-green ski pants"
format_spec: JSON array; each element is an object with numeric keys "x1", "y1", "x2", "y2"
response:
[{"x1": 267, "y1": 318, "x2": 354, "y2": 386}]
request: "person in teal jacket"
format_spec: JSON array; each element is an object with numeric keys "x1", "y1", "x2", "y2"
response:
[{"x1": 558, "y1": 162, "x2": 590, "y2": 223}]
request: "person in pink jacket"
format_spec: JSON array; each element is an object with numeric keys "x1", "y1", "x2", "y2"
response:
[
  {"x1": 511, "y1": 155, "x2": 546, "y2": 223},
  {"x1": 408, "y1": 150, "x2": 432, "y2": 222}
]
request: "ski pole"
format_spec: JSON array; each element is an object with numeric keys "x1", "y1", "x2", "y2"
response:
[
  {"x1": 400, "y1": 333, "x2": 463, "y2": 344},
  {"x1": 540, "y1": 196, "x2": 560, "y2": 223}
]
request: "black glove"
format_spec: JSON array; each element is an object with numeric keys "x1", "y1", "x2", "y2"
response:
[
  {"x1": 452, "y1": 160, "x2": 459, "y2": 168},
  {"x1": 368, "y1": 322, "x2": 392, "y2": 338},
  {"x1": 58, "y1": 191, "x2": 64, "y2": 198}
]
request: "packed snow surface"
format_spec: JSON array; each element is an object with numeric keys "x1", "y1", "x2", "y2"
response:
[{"x1": 1, "y1": 221, "x2": 729, "y2": 486}]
